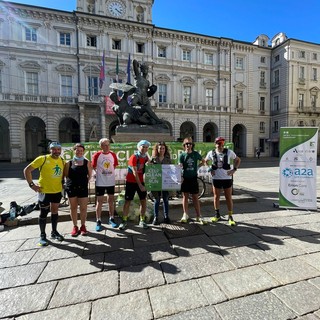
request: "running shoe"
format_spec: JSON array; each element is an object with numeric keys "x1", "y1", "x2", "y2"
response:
[
  {"x1": 228, "y1": 216, "x2": 236, "y2": 226},
  {"x1": 38, "y1": 233, "x2": 49, "y2": 246},
  {"x1": 139, "y1": 220, "x2": 149, "y2": 229},
  {"x1": 80, "y1": 224, "x2": 88, "y2": 235},
  {"x1": 211, "y1": 214, "x2": 221, "y2": 223},
  {"x1": 163, "y1": 217, "x2": 171, "y2": 224},
  {"x1": 96, "y1": 220, "x2": 102, "y2": 232},
  {"x1": 152, "y1": 217, "x2": 159, "y2": 225},
  {"x1": 195, "y1": 216, "x2": 207, "y2": 225},
  {"x1": 119, "y1": 221, "x2": 127, "y2": 230},
  {"x1": 109, "y1": 218, "x2": 118, "y2": 228},
  {"x1": 51, "y1": 231, "x2": 64, "y2": 241},
  {"x1": 180, "y1": 213, "x2": 189, "y2": 223},
  {"x1": 71, "y1": 226, "x2": 80, "y2": 237}
]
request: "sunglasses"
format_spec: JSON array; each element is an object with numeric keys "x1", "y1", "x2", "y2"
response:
[{"x1": 184, "y1": 142, "x2": 193, "y2": 146}]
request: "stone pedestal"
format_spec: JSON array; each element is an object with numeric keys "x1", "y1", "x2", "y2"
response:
[{"x1": 111, "y1": 124, "x2": 174, "y2": 143}]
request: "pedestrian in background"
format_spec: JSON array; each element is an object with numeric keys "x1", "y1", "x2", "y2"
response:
[
  {"x1": 150, "y1": 141, "x2": 172, "y2": 225},
  {"x1": 92, "y1": 138, "x2": 119, "y2": 231},
  {"x1": 179, "y1": 137, "x2": 206, "y2": 224},
  {"x1": 23, "y1": 141, "x2": 65, "y2": 246},
  {"x1": 119, "y1": 140, "x2": 151, "y2": 230},
  {"x1": 205, "y1": 137, "x2": 241, "y2": 226},
  {"x1": 64, "y1": 143, "x2": 92, "y2": 237}
]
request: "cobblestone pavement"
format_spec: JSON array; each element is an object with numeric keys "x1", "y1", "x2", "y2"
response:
[{"x1": 0, "y1": 158, "x2": 320, "y2": 319}]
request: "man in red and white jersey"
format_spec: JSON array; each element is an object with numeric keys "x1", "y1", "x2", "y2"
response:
[{"x1": 91, "y1": 138, "x2": 119, "y2": 231}]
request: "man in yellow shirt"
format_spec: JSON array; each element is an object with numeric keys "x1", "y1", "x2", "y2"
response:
[{"x1": 24, "y1": 142, "x2": 65, "y2": 246}]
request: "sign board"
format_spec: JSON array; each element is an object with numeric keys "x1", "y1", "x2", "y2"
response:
[{"x1": 279, "y1": 127, "x2": 318, "y2": 210}]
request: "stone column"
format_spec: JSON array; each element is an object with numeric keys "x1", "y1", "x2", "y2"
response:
[{"x1": 78, "y1": 104, "x2": 86, "y2": 142}]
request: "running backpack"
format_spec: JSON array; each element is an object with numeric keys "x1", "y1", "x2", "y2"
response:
[{"x1": 211, "y1": 148, "x2": 230, "y2": 170}]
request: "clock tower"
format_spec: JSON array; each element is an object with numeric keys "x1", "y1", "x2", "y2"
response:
[{"x1": 76, "y1": 0, "x2": 154, "y2": 23}]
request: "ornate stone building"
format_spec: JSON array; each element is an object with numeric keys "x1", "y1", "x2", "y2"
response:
[{"x1": 0, "y1": 0, "x2": 319, "y2": 162}]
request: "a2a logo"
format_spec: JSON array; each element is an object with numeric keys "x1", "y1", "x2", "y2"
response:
[{"x1": 282, "y1": 167, "x2": 314, "y2": 177}]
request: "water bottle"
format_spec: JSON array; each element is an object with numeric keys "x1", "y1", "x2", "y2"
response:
[{"x1": 9, "y1": 207, "x2": 16, "y2": 221}]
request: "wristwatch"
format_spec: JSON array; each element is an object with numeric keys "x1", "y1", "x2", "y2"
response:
[
  {"x1": 29, "y1": 182, "x2": 35, "y2": 188},
  {"x1": 233, "y1": 168, "x2": 237, "y2": 171}
]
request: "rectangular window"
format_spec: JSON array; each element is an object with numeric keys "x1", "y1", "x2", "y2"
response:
[
  {"x1": 25, "y1": 27, "x2": 37, "y2": 42},
  {"x1": 274, "y1": 121, "x2": 279, "y2": 132},
  {"x1": 205, "y1": 88, "x2": 213, "y2": 105},
  {"x1": 299, "y1": 51, "x2": 306, "y2": 58},
  {"x1": 236, "y1": 91, "x2": 243, "y2": 109},
  {"x1": 137, "y1": 43, "x2": 145, "y2": 53},
  {"x1": 312, "y1": 68, "x2": 317, "y2": 81},
  {"x1": 313, "y1": 53, "x2": 318, "y2": 60},
  {"x1": 158, "y1": 84, "x2": 167, "y2": 103},
  {"x1": 275, "y1": 55, "x2": 280, "y2": 62},
  {"x1": 259, "y1": 122, "x2": 265, "y2": 133},
  {"x1": 88, "y1": 76, "x2": 98, "y2": 97},
  {"x1": 273, "y1": 70, "x2": 279, "y2": 86},
  {"x1": 299, "y1": 66, "x2": 305, "y2": 79},
  {"x1": 259, "y1": 97, "x2": 265, "y2": 111},
  {"x1": 112, "y1": 39, "x2": 121, "y2": 50},
  {"x1": 260, "y1": 56, "x2": 265, "y2": 63},
  {"x1": 311, "y1": 95, "x2": 317, "y2": 109},
  {"x1": 260, "y1": 71, "x2": 266, "y2": 87},
  {"x1": 0, "y1": 69, "x2": 2, "y2": 93},
  {"x1": 235, "y1": 57, "x2": 243, "y2": 69},
  {"x1": 183, "y1": 86, "x2": 191, "y2": 104},
  {"x1": 298, "y1": 93, "x2": 304, "y2": 108},
  {"x1": 158, "y1": 47, "x2": 166, "y2": 58},
  {"x1": 86, "y1": 35, "x2": 97, "y2": 47},
  {"x1": 205, "y1": 53, "x2": 213, "y2": 65},
  {"x1": 26, "y1": 72, "x2": 38, "y2": 95},
  {"x1": 182, "y1": 50, "x2": 191, "y2": 61},
  {"x1": 273, "y1": 96, "x2": 279, "y2": 111},
  {"x1": 61, "y1": 75, "x2": 72, "y2": 96},
  {"x1": 60, "y1": 32, "x2": 71, "y2": 46}
]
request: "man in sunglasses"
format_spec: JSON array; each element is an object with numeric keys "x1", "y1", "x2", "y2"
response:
[
  {"x1": 179, "y1": 137, "x2": 206, "y2": 224},
  {"x1": 205, "y1": 136, "x2": 241, "y2": 226}
]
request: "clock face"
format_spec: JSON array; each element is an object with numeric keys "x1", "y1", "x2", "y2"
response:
[{"x1": 107, "y1": 1, "x2": 125, "y2": 17}]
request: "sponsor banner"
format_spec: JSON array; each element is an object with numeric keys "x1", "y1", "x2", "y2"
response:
[
  {"x1": 62, "y1": 141, "x2": 233, "y2": 181},
  {"x1": 279, "y1": 127, "x2": 318, "y2": 210},
  {"x1": 145, "y1": 164, "x2": 182, "y2": 191}
]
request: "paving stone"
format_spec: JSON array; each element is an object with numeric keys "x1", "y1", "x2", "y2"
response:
[
  {"x1": 0, "y1": 249, "x2": 35, "y2": 268},
  {"x1": 104, "y1": 242, "x2": 176, "y2": 270},
  {"x1": 160, "y1": 305, "x2": 222, "y2": 320},
  {"x1": 170, "y1": 234, "x2": 220, "y2": 256},
  {"x1": 49, "y1": 270, "x2": 118, "y2": 308},
  {"x1": 120, "y1": 262, "x2": 165, "y2": 293},
  {"x1": 0, "y1": 239, "x2": 25, "y2": 253},
  {"x1": 261, "y1": 257, "x2": 320, "y2": 285},
  {"x1": 300, "y1": 252, "x2": 320, "y2": 271},
  {"x1": 222, "y1": 244, "x2": 274, "y2": 268},
  {"x1": 256, "y1": 238, "x2": 306, "y2": 259},
  {"x1": 0, "y1": 282, "x2": 56, "y2": 318},
  {"x1": 0, "y1": 262, "x2": 46, "y2": 289},
  {"x1": 0, "y1": 225, "x2": 40, "y2": 241},
  {"x1": 132, "y1": 228, "x2": 169, "y2": 247},
  {"x1": 196, "y1": 276, "x2": 227, "y2": 304},
  {"x1": 201, "y1": 222, "x2": 235, "y2": 236},
  {"x1": 309, "y1": 276, "x2": 320, "y2": 289},
  {"x1": 16, "y1": 302, "x2": 91, "y2": 320},
  {"x1": 148, "y1": 279, "x2": 208, "y2": 318},
  {"x1": 215, "y1": 291, "x2": 296, "y2": 320},
  {"x1": 272, "y1": 281, "x2": 320, "y2": 316},
  {"x1": 38, "y1": 253, "x2": 104, "y2": 282},
  {"x1": 249, "y1": 226, "x2": 291, "y2": 242},
  {"x1": 163, "y1": 222, "x2": 204, "y2": 239},
  {"x1": 210, "y1": 231, "x2": 262, "y2": 248},
  {"x1": 294, "y1": 314, "x2": 320, "y2": 320},
  {"x1": 286, "y1": 236, "x2": 320, "y2": 254},
  {"x1": 213, "y1": 265, "x2": 280, "y2": 299},
  {"x1": 314, "y1": 310, "x2": 320, "y2": 318},
  {"x1": 83, "y1": 236, "x2": 133, "y2": 255},
  {"x1": 161, "y1": 252, "x2": 234, "y2": 284},
  {"x1": 280, "y1": 223, "x2": 320, "y2": 237},
  {"x1": 91, "y1": 290, "x2": 152, "y2": 320},
  {"x1": 30, "y1": 243, "x2": 83, "y2": 263}
]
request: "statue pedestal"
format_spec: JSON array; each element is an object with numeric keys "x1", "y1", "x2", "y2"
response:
[{"x1": 111, "y1": 124, "x2": 174, "y2": 143}]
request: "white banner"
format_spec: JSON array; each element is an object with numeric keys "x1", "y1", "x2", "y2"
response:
[{"x1": 279, "y1": 127, "x2": 318, "y2": 210}]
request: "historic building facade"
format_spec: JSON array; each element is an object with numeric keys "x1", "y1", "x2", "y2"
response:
[{"x1": 0, "y1": 0, "x2": 319, "y2": 162}]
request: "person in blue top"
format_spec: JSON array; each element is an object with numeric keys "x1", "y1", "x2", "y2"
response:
[{"x1": 179, "y1": 137, "x2": 206, "y2": 224}]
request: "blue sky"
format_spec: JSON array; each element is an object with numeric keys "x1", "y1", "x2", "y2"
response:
[{"x1": 6, "y1": 0, "x2": 320, "y2": 44}]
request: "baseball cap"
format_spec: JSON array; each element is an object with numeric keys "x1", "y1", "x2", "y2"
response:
[
  {"x1": 137, "y1": 140, "x2": 151, "y2": 148},
  {"x1": 49, "y1": 141, "x2": 62, "y2": 149},
  {"x1": 215, "y1": 137, "x2": 225, "y2": 144}
]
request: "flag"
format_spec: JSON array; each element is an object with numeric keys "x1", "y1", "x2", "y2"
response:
[
  {"x1": 127, "y1": 53, "x2": 131, "y2": 84},
  {"x1": 116, "y1": 54, "x2": 119, "y2": 83},
  {"x1": 99, "y1": 51, "x2": 105, "y2": 89},
  {"x1": 105, "y1": 96, "x2": 115, "y2": 115}
]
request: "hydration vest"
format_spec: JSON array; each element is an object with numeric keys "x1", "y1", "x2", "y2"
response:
[{"x1": 211, "y1": 148, "x2": 231, "y2": 170}]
